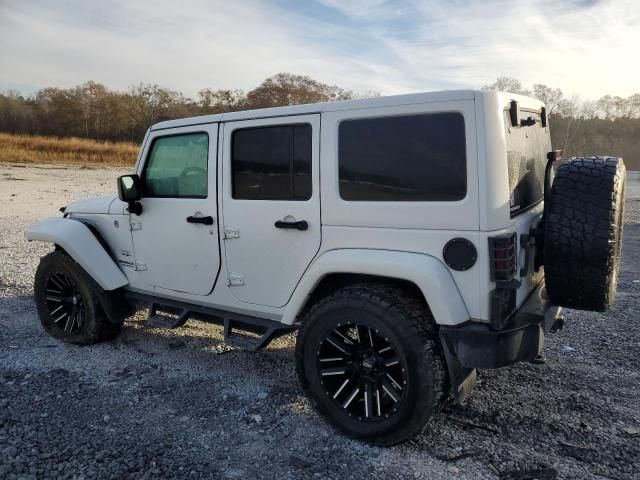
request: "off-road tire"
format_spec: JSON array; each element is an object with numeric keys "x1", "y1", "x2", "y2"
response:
[
  {"x1": 34, "y1": 251, "x2": 122, "y2": 344},
  {"x1": 544, "y1": 156, "x2": 626, "y2": 311},
  {"x1": 295, "y1": 283, "x2": 447, "y2": 446}
]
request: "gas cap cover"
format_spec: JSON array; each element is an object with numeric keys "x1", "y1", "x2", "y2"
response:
[{"x1": 443, "y1": 238, "x2": 477, "y2": 271}]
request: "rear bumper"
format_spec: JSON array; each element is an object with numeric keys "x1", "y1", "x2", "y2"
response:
[{"x1": 440, "y1": 281, "x2": 562, "y2": 369}]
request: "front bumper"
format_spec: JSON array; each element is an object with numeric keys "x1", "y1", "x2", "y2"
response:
[{"x1": 440, "y1": 281, "x2": 562, "y2": 369}]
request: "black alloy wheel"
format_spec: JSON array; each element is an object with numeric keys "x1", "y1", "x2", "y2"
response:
[
  {"x1": 296, "y1": 284, "x2": 447, "y2": 446},
  {"x1": 34, "y1": 251, "x2": 122, "y2": 344},
  {"x1": 317, "y1": 322, "x2": 408, "y2": 421},
  {"x1": 44, "y1": 271, "x2": 85, "y2": 335}
]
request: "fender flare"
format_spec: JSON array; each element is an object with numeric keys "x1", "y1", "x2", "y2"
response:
[
  {"x1": 25, "y1": 217, "x2": 128, "y2": 291},
  {"x1": 281, "y1": 249, "x2": 470, "y2": 326}
]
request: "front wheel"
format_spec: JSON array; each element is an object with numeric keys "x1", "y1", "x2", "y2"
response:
[
  {"x1": 34, "y1": 251, "x2": 122, "y2": 344},
  {"x1": 295, "y1": 284, "x2": 447, "y2": 446}
]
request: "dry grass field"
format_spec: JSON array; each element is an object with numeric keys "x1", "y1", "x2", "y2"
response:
[{"x1": 0, "y1": 132, "x2": 138, "y2": 167}]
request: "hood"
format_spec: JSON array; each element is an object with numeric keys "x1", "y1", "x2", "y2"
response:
[{"x1": 65, "y1": 195, "x2": 118, "y2": 215}]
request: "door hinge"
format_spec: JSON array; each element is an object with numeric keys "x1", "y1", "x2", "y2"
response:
[
  {"x1": 135, "y1": 262, "x2": 147, "y2": 271},
  {"x1": 130, "y1": 221, "x2": 142, "y2": 231},
  {"x1": 228, "y1": 273, "x2": 244, "y2": 286},
  {"x1": 224, "y1": 226, "x2": 240, "y2": 239}
]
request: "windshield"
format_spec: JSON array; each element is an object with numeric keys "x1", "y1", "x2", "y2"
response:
[{"x1": 504, "y1": 110, "x2": 551, "y2": 216}]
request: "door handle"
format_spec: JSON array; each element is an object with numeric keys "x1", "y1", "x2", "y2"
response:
[
  {"x1": 275, "y1": 220, "x2": 308, "y2": 231},
  {"x1": 186, "y1": 215, "x2": 214, "y2": 225}
]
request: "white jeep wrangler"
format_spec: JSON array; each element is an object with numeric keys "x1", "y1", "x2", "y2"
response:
[{"x1": 26, "y1": 90, "x2": 626, "y2": 445}]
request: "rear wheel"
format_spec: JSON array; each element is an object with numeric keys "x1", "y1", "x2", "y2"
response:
[
  {"x1": 295, "y1": 284, "x2": 447, "y2": 446},
  {"x1": 544, "y1": 157, "x2": 626, "y2": 311},
  {"x1": 34, "y1": 251, "x2": 122, "y2": 344}
]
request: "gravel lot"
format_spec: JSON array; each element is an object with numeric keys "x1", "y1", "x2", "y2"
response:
[{"x1": 1, "y1": 164, "x2": 639, "y2": 480}]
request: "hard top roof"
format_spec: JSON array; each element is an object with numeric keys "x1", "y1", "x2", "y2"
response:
[{"x1": 150, "y1": 90, "x2": 481, "y2": 131}]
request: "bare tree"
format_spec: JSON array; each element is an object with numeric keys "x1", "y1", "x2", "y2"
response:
[
  {"x1": 481, "y1": 76, "x2": 530, "y2": 95},
  {"x1": 197, "y1": 88, "x2": 245, "y2": 114},
  {"x1": 245, "y1": 73, "x2": 353, "y2": 109},
  {"x1": 532, "y1": 84, "x2": 564, "y2": 116},
  {"x1": 596, "y1": 94, "x2": 640, "y2": 119}
]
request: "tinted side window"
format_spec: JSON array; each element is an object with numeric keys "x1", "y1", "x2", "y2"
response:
[
  {"x1": 143, "y1": 133, "x2": 209, "y2": 198},
  {"x1": 338, "y1": 113, "x2": 466, "y2": 201},
  {"x1": 232, "y1": 124, "x2": 311, "y2": 200}
]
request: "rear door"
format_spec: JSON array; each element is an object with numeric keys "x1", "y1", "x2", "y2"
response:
[
  {"x1": 221, "y1": 115, "x2": 321, "y2": 307},
  {"x1": 504, "y1": 103, "x2": 550, "y2": 305},
  {"x1": 131, "y1": 124, "x2": 220, "y2": 295}
]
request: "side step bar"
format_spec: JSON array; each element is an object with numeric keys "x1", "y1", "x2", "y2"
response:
[
  {"x1": 223, "y1": 318, "x2": 293, "y2": 352},
  {"x1": 147, "y1": 303, "x2": 190, "y2": 329},
  {"x1": 124, "y1": 292, "x2": 297, "y2": 351}
]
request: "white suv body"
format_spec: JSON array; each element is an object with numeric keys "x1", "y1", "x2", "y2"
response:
[
  {"x1": 27, "y1": 89, "x2": 625, "y2": 445},
  {"x1": 31, "y1": 90, "x2": 544, "y2": 323}
]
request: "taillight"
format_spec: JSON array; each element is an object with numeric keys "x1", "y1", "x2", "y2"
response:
[
  {"x1": 488, "y1": 233, "x2": 520, "y2": 329},
  {"x1": 489, "y1": 233, "x2": 517, "y2": 282}
]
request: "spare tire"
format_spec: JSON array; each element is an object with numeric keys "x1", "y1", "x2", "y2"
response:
[{"x1": 544, "y1": 156, "x2": 626, "y2": 311}]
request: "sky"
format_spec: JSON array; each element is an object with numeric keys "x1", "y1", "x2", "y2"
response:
[{"x1": 0, "y1": 0, "x2": 638, "y2": 99}]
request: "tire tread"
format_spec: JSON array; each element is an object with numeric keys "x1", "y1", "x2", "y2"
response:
[{"x1": 544, "y1": 156, "x2": 625, "y2": 311}]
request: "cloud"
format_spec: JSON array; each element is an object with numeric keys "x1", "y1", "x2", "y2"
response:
[
  {"x1": 0, "y1": 0, "x2": 638, "y2": 98},
  {"x1": 315, "y1": 0, "x2": 409, "y2": 21},
  {"x1": 399, "y1": 0, "x2": 640, "y2": 96}
]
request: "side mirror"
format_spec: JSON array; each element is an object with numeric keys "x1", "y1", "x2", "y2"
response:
[
  {"x1": 117, "y1": 174, "x2": 143, "y2": 215},
  {"x1": 117, "y1": 174, "x2": 141, "y2": 202}
]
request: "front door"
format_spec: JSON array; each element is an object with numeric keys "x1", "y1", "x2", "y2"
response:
[
  {"x1": 131, "y1": 124, "x2": 220, "y2": 295},
  {"x1": 221, "y1": 115, "x2": 321, "y2": 307}
]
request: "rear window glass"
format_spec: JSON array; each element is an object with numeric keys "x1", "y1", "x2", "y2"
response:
[
  {"x1": 338, "y1": 113, "x2": 467, "y2": 201},
  {"x1": 504, "y1": 111, "x2": 550, "y2": 216}
]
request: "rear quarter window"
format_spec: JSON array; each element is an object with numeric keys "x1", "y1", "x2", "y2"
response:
[{"x1": 338, "y1": 112, "x2": 467, "y2": 201}]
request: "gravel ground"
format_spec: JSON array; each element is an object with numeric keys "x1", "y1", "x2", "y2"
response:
[{"x1": 1, "y1": 163, "x2": 639, "y2": 480}]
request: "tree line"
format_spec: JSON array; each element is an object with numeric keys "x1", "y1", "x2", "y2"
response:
[
  {"x1": 0, "y1": 73, "x2": 357, "y2": 143},
  {"x1": 1, "y1": 73, "x2": 638, "y2": 169},
  {"x1": 482, "y1": 77, "x2": 640, "y2": 169}
]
